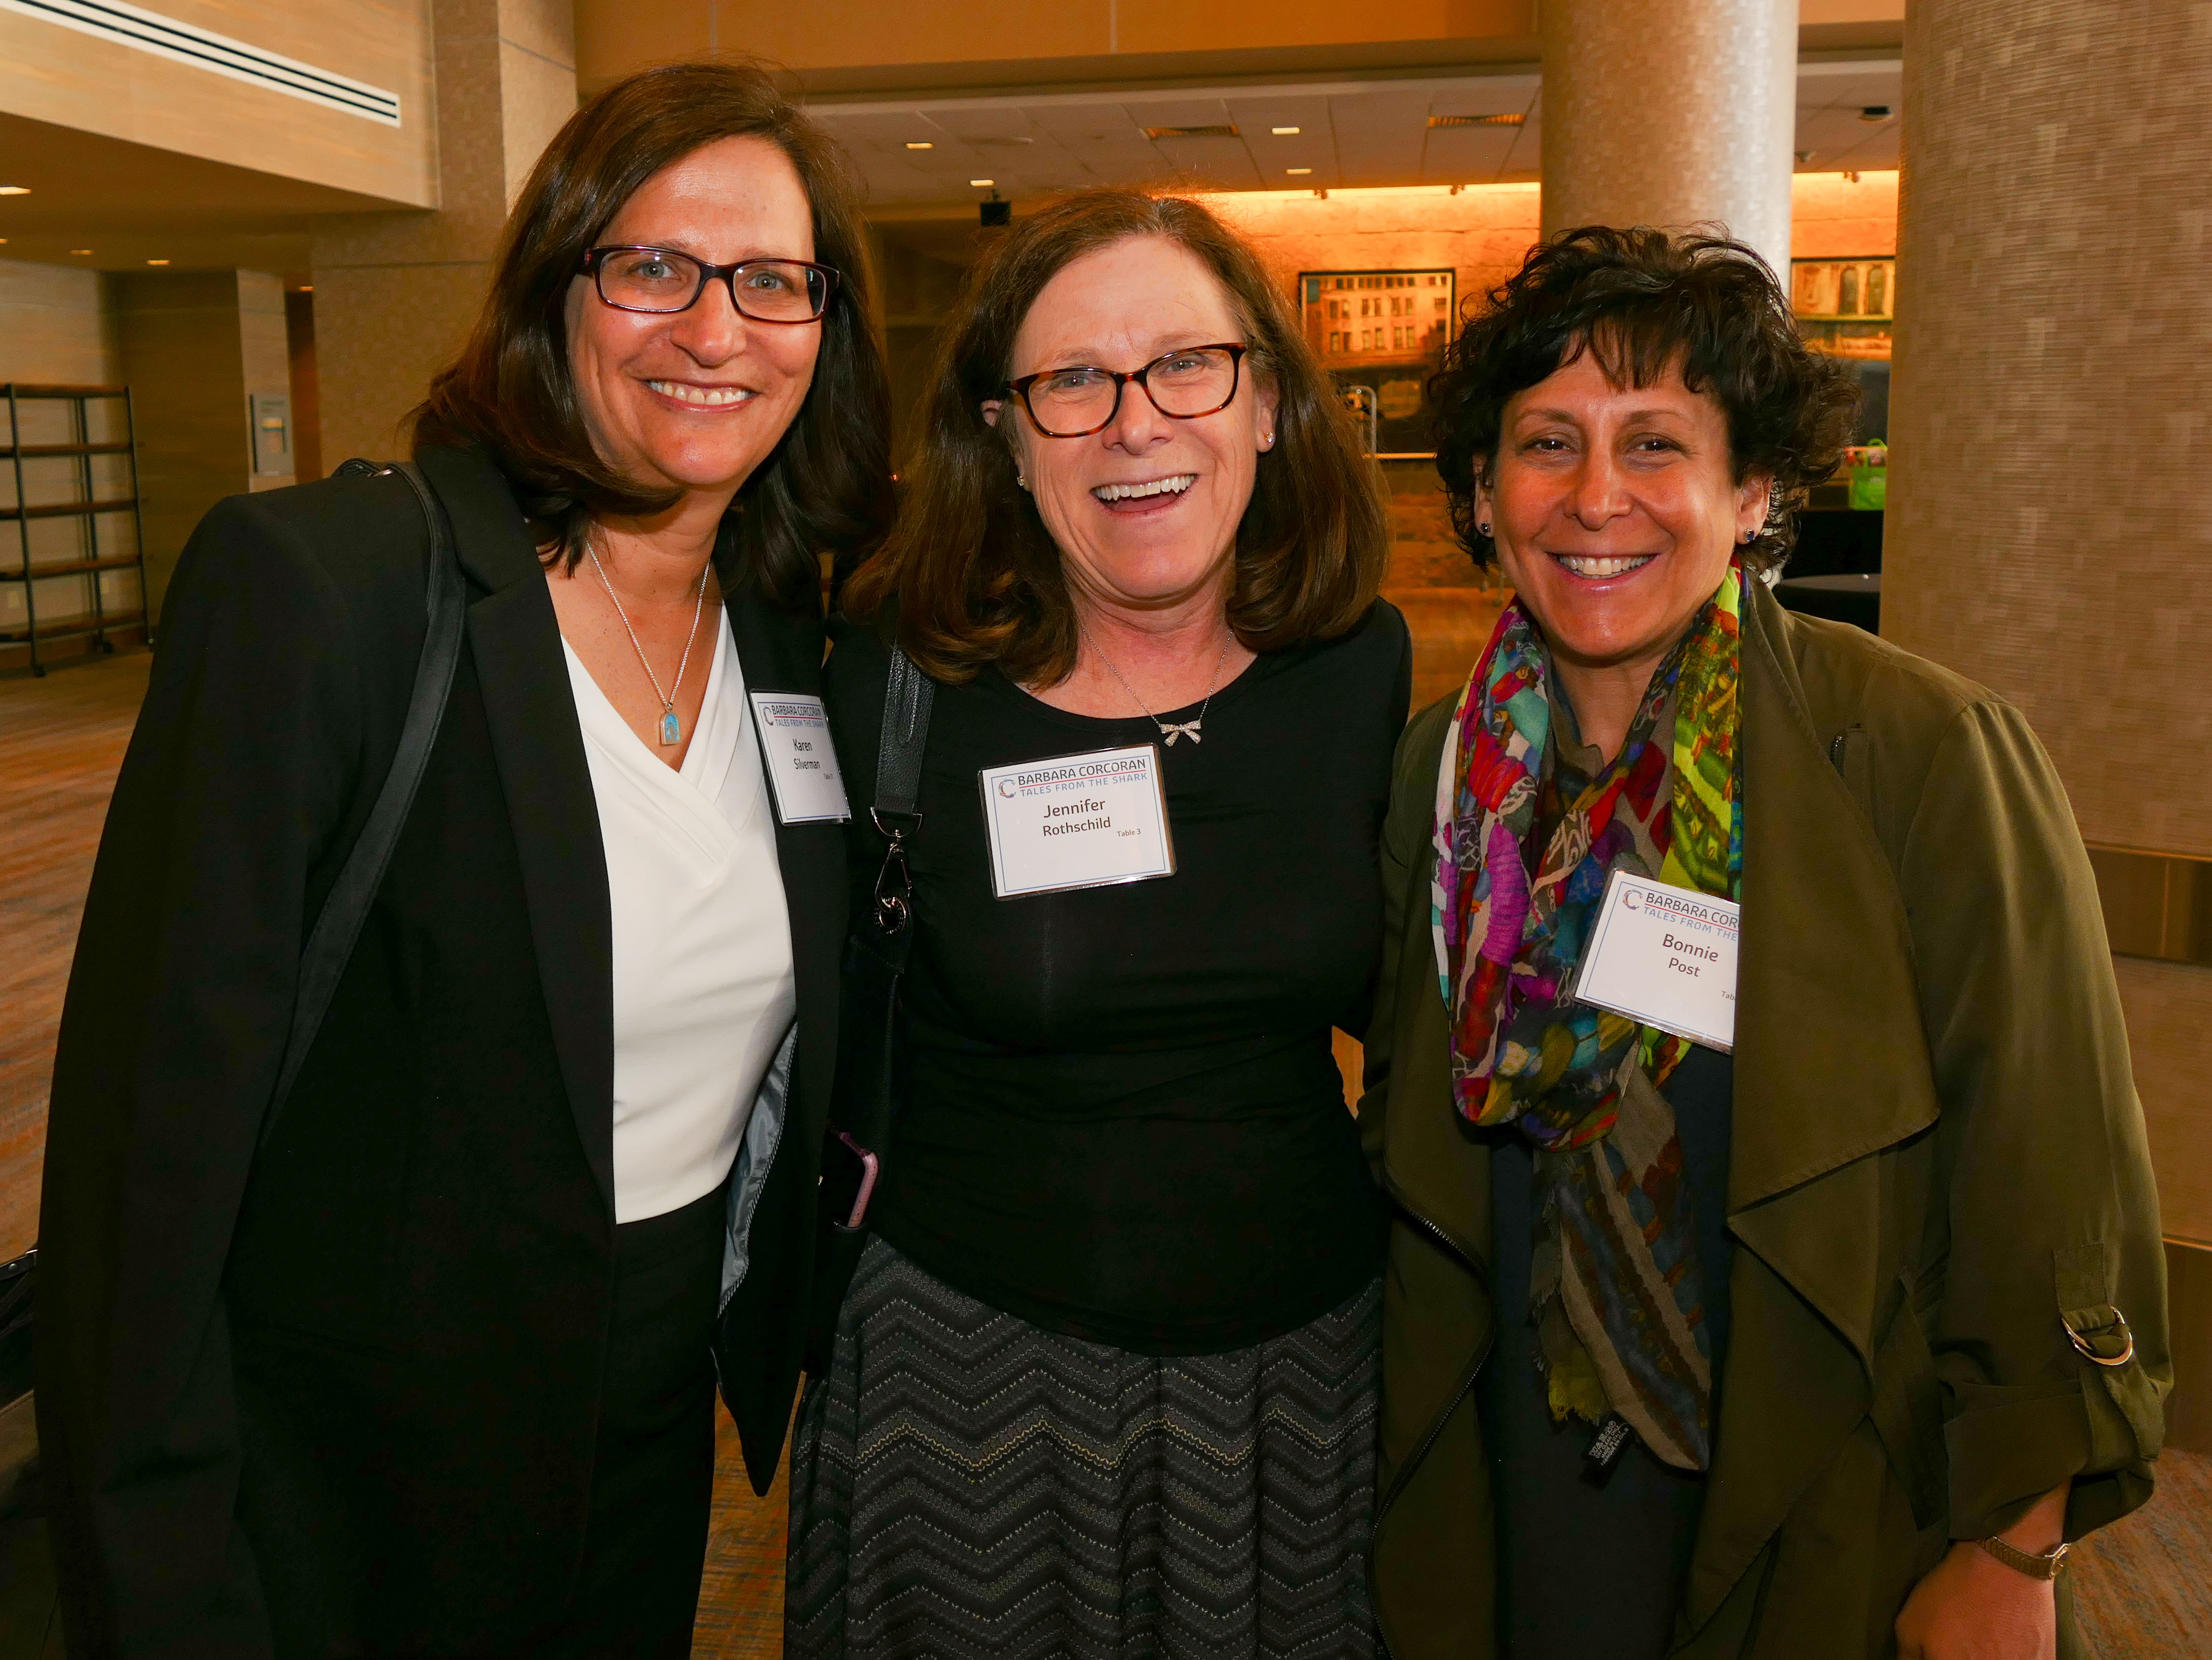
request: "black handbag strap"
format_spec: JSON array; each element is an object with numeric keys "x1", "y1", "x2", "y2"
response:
[
  {"x1": 261, "y1": 460, "x2": 465, "y2": 1145},
  {"x1": 875, "y1": 644, "x2": 934, "y2": 822},
  {"x1": 865, "y1": 644, "x2": 934, "y2": 939}
]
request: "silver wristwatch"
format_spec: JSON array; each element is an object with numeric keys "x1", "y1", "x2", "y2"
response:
[{"x1": 1977, "y1": 1534, "x2": 2070, "y2": 1580}]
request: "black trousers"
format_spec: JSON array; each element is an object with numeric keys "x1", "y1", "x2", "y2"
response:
[{"x1": 546, "y1": 1184, "x2": 726, "y2": 1659}]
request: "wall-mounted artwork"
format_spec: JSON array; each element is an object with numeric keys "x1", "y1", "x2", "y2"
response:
[
  {"x1": 1300, "y1": 268, "x2": 1456, "y2": 457},
  {"x1": 1790, "y1": 257, "x2": 1896, "y2": 361}
]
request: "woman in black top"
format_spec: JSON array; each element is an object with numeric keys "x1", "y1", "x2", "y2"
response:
[{"x1": 787, "y1": 190, "x2": 1405, "y2": 1658}]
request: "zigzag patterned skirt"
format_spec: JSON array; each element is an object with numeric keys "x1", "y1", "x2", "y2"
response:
[{"x1": 786, "y1": 1236, "x2": 1382, "y2": 1659}]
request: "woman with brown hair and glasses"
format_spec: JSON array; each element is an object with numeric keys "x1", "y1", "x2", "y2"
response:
[
  {"x1": 787, "y1": 189, "x2": 1403, "y2": 1658},
  {"x1": 40, "y1": 61, "x2": 888, "y2": 1656}
]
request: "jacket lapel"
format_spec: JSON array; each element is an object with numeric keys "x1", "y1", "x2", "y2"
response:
[
  {"x1": 718, "y1": 565, "x2": 843, "y2": 1142},
  {"x1": 1680, "y1": 583, "x2": 1946, "y2": 1629},
  {"x1": 418, "y1": 446, "x2": 617, "y2": 1215},
  {"x1": 1727, "y1": 581, "x2": 1941, "y2": 1352}
]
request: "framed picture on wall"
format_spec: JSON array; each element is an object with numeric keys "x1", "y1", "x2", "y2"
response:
[
  {"x1": 1299, "y1": 267, "x2": 1456, "y2": 457},
  {"x1": 1790, "y1": 256, "x2": 1896, "y2": 360}
]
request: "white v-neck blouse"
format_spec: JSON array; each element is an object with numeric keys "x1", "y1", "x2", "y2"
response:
[{"x1": 562, "y1": 611, "x2": 796, "y2": 1224}]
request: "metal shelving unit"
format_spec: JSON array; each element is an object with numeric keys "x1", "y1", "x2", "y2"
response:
[{"x1": 1, "y1": 383, "x2": 151, "y2": 677}]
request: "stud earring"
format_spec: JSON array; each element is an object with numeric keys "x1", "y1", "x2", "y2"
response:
[
  {"x1": 1262, "y1": 431, "x2": 1274, "y2": 447},
  {"x1": 1477, "y1": 521, "x2": 1492, "y2": 537},
  {"x1": 1017, "y1": 472, "x2": 1028, "y2": 490}
]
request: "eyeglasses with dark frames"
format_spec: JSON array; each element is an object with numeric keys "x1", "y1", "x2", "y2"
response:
[
  {"x1": 581, "y1": 246, "x2": 840, "y2": 323},
  {"x1": 1006, "y1": 342, "x2": 1248, "y2": 438}
]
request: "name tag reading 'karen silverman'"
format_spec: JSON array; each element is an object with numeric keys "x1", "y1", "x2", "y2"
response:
[
  {"x1": 979, "y1": 744, "x2": 1175, "y2": 900},
  {"x1": 1574, "y1": 870, "x2": 1740, "y2": 1052},
  {"x1": 748, "y1": 692, "x2": 851, "y2": 825}
]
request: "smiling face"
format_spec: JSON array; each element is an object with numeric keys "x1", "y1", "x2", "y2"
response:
[
  {"x1": 1477, "y1": 345, "x2": 1769, "y2": 681},
  {"x1": 984, "y1": 235, "x2": 1278, "y2": 618},
  {"x1": 564, "y1": 134, "x2": 821, "y2": 503}
]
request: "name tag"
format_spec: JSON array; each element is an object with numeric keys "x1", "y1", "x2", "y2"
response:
[
  {"x1": 978, "y1": 743, "x2": 1175, "y2": 899},
  {"x1": 1574, "y1": 871, "x2": 1739, "y2": 1052},
  {"x1": 748, "y1": 692, "x2": 850, "y2": 824}
]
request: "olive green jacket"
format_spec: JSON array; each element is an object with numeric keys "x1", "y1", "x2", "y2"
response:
[{"x1": 1360, "y1": 581, "x2": 2170, "y2": 1660}]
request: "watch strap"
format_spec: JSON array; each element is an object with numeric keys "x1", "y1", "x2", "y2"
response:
[{"x1": 1976, "y1": 1534, "x2": 2070, "y2": 1580}]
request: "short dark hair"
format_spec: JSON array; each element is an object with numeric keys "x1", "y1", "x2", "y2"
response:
[
  {"x1": 843, "y1": 188, "x2": 1389, "y2": 686},
  {"x1": 1430, "y1": 225, "x2": 1859, "y2": 572},
  {"x1": 411, "y1": 61, "x2": 892, "y2": 613}
]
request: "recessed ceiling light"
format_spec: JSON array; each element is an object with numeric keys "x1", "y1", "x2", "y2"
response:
[
  {"x1": 1427, "y1": 113, "x2": 1525, "y2": 129},
  {"x1": 1143, "y1": 123, "x2": 1238, "y2": 140},
  {"x1": 0, "y1": 186, "x2": 29, "y2": 196},
  {"x1": 69, "y1": 248, "x2": 92, "y2": 256},
  {"x1": 300, "y1": 284, "x2": 313, "y2": 292},
  {"x1": 906, "y1": 141, "x2": 933, "y2": 150},
  {"x1": 969, "y1": 178, "x2": 994, "y2": 188},
  {"x1": 1859, "y1": 105, "x2": 1892, "y2": 122},
  {"x1": 1286, "y1": 167, "x2": 1313, "y2": 176},
  {"x1": 146, "y1": 258, "x2": 170, "y2": 266},
  {"x1": 1272, "y1": 125, "x2": 1300, "y2": 136}
]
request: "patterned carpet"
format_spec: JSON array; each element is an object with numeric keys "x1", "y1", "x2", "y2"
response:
[{"x1": 2070, "y1": 1446, "x2": 2212, "y2": 1658}]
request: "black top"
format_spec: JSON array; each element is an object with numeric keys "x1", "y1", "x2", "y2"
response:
[
  {"x1": 824, "y1": 601, "x2": 1411, "y2": 1355},
  {"x1": 1480, "y1": 1049, "x2": 1736, "y2": 1657}
]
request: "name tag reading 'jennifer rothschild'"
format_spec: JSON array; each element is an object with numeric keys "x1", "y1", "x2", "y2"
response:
[
  {"x1": 978, "y1": 744, "x2": 1176, "y2": 900},
  {"x1": 1574, "y1": 870, "x2": 1741, "y2": 1051}
]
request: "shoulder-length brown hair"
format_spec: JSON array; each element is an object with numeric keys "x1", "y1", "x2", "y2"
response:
[
  {"x1": 411, "y1": 60, "x2": 892, "y2": 614},
  {"x1": 846, "y1": 189, "x2": 1388, "y2": 684}
]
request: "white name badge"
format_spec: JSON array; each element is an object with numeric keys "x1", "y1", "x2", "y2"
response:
[
  {"x1": 1574, "y1": 871, "x2": 1740, "y2": 1052},
  {"x1": 978, "y1": 743, "x2": 1175, "y2": 899},
  {"x1": 748, "y1": 692, "x2": 850, "y2": 825}
]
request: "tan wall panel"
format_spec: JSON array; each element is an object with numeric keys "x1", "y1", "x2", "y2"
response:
[
  {"x1": 239, "y1": 270, "x2": 294, "y2": 493},
  {"x1": 573, "y1": 0, "x2": 712, "y2": 88},
  {"x1": 1114, "y1": 0, "x2": 1534, "y2": 55},
  {"x1": 580, "y1": 0, "x2": 1534, "y2": 80},
  {"x1": 0, "y1": 259, "x2": 117, "y2": 387},
  {"x1": 0, "y1": 0, "x2": 437, "y2": 208},
  {"x1": 1789, "y1": 169, "x2": 1898, "y2": 259},
  {"x1": 113, "y1": 270, "x2": 251, "y2": 617},
  {"x1": 2115, "y1": 957, "x2": 2212, "y2": 1250},
  {"x1": 314, "y1": 263, "x2": 484, "y2": 470},
  {"x1": 1884, "y1": 1, "x2": 2212, "y2": 858}
]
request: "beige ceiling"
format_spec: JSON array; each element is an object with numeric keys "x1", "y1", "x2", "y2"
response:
[
  {"x1": 814, "y1": 56, "x2": 1901, "y2": 211},
  {"x1": 0, "y1": 109, "x2": 403, "y2": 275}
]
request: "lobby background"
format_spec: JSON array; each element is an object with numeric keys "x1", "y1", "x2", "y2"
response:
[{"x1": 1, "y1": 0, "x2": 2204, "y2": 1528}]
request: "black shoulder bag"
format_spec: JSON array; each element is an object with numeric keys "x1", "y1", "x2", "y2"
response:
[
  {"x1": 0, "y1": 460, "x2": 464, "y2": 1418},
  {"x1": 806, "y1": 644, "x2": 934, "y2": 1370}
]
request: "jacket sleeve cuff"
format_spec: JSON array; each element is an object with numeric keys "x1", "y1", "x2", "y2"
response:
[{"x1": 1944, "y1": 1383, "x2": 2090, "y2": 1540}]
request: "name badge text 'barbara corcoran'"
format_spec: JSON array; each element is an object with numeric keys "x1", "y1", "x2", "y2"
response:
[
  {"x1": 748, "y1": 692, "x2": 850, "y2": 824},
  {"x1": 978, "y1": 744, "x2": 1175, "y2": 899},
  {"x1": 1573, "y1": 870, "x2": 1740, "y2": 1051}
]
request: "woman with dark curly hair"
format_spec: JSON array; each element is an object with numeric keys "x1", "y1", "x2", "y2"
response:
[{"x1": 1360, "y1": 227, "x2": 2168, "y2": 1660}]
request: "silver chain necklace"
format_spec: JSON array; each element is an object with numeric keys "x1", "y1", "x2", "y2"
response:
[
  {"x1": 1077, "y1": 621, "x2": 1232, "y2": 747},
  {"x1": 588, "y1": 542, "x2": 710, "y2": 747}
]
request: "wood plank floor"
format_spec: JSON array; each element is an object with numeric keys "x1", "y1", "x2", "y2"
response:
[{"x1": 4, "y1": 649, "x2": 2208, "y2": 1660}]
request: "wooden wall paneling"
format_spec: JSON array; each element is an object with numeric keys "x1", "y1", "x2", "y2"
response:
[{"x1": 0, "y1": 0, "x2": 437, "y2": 208}]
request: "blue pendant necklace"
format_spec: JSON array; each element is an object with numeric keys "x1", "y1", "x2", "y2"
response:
[{"x1": 589, "y1": 541, "x2": 710, "y2": 747}]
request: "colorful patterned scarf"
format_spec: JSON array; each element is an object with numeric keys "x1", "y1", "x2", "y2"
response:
[{"x1": 1430, "y1": 562, "x2": 1744, "y2": 1470}]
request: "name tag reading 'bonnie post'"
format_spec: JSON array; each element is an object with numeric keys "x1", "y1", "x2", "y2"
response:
[
  {"x1": 979, "y1": 744, "x2": 1175, "y2": 900},
  {"x1": 1574, "y1": 871, "x2": 1741, "y2": 1052},
  {"x1": 748, "y1": 693, "x2": 851, "y2": 825}
]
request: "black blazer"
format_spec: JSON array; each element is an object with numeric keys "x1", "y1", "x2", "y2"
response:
[{"x1": 36, "y1": 446, "x2": 845, "y2": 1656}]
